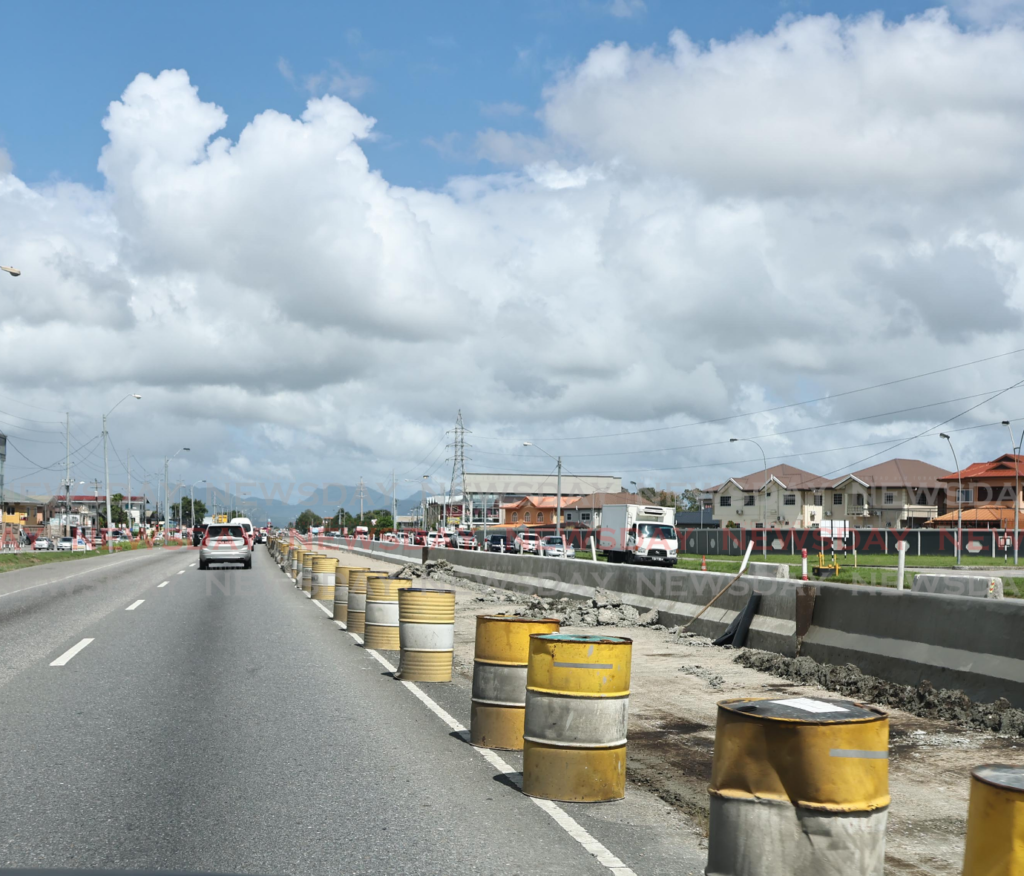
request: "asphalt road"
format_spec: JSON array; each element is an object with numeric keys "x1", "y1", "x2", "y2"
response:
[{"x1": 0, "y1": 547, "x2": 705, "y2": 876}]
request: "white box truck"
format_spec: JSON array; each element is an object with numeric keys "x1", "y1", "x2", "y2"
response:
[{"x1": 600, "y1": 504, "x2": 678, "y2": 566}]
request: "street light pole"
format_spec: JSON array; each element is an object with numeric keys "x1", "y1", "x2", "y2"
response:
[
  {"x1": 103, "y1": 393, "x2": 141, "y2": 552},
  {"x1": 1003, "y1": 421, "x2": 1020, "y2": 566},
  {"x1": 191, "y1": 479, "x2": 206, "y2": 528},
  {"x1": 730, "y1": 437, "x2": 768, "y2": 559},
  {"x1": 523, "y1": 442, "x2": 563, "y2": 545},
  {"x1": 940, "y1": 433, "x2": 962, "y2": 565},
  {"x1": 163, "y1": 447, "x2": 190, "y2": 539}
]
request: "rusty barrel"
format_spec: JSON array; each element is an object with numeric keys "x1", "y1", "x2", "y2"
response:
[
  {"x1": 471, "y1": 615, "x2": 560, "y2": 750},
  {"x1": 396, "y1": 589, "x2": 456, "y2": 682},
  {"x1": 706, "y1": 697, "x2": 890, "y2": 876}
]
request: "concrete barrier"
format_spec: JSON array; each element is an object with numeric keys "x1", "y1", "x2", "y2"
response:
[
  {"x1": 748, "y1": 562, "x2": 790, "y2": 579},
  {"x1": 326, "y1": 538, "x2": 1024, "y2": 710},
  {"x1": 911, "y1": 574, "x2": 1004, "y2": 599}
]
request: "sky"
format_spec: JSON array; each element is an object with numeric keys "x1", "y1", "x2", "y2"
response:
[{"x1": 3, "y1": 0, "x2": 1024, "y2": 510}]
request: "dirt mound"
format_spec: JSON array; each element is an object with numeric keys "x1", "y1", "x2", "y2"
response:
[
  {"x1": 737, "y1": 650, "x2": 1024, "y2": 737},
  {"x1": 513, "y1": 588, "x2": 661, "y2": 629}
]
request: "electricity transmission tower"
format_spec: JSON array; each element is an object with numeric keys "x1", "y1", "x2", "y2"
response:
[{"x1": 446, "y1": 410, "x2": 472, "y2": 527}]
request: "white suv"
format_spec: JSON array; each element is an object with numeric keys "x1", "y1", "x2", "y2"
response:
[{"x1": 514, "y1": 532, "x2": 541, "y2": 554}]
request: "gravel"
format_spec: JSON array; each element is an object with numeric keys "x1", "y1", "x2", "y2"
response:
[
  {"x1": 737, "y1": 649, "x2": 1024, "y2": 737},
  {"x1": 509, "y1": 588, "x2": 661, "y2": 629}
]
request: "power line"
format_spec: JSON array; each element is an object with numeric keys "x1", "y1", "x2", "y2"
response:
[{"x1": 474, "y1": 344, "x2": 1024, "y2": 443}]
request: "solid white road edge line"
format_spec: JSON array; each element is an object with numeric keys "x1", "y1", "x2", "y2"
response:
[
  {"x1": 50, "y1": 638, "x2": 94, "y2": 666},
  {"x1": 352, "y1": 632, "x2": 637, "y2": 876},
  {"x1": 313, "y1": 600, "x2": 333, "y2": 616},
  {"x1": 0, "y1": 552, "x2": 152, "y2": 602},
  {"x1": 158, "y1": 581, "x2": 169, "y2": 588},
  {"x1": 126, "y1": 599, "x2": 145, "y2": 611}
]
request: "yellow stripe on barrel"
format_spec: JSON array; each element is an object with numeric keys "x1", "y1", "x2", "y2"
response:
[
  {"x1": 347, "y1": 570, "x2": 386, "y2": 636},
  {"x1": 396, "y1": 589, "x2": 456, "y2": 682},
  {"x1": 363, "y1": 578, "x2": 412, "y2": 650},
  {"x1": 522, "y1": 633, "x2": 631, "y2": 802},
  {"x1": 962, "y1": 764, "x2": 1024, "y2": 876},
  {"x1": 471, "y1": 614, "x2": 561, "y2": 750},
  {"x1": 334, "y1": 565, "x2": 358, "y2": 624}
]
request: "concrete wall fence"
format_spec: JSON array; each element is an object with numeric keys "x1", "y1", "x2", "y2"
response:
[{"x1": 307, "y1": 535, "x2": 1024, "y2": 710}]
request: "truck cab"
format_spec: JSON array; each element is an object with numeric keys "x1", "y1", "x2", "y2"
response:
[{"x1": 600, "y1": 504, "x2": 678, "y2": 566}]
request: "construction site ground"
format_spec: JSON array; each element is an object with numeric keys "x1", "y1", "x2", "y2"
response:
[{"x1": 325, "y1": 548, "x2": 1023, "y2": 875}]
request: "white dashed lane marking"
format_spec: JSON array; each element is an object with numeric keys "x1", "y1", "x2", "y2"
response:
[
  {"x1": 157, "y1": 581, "x2": 169, "y2": 588},
  {"x1": 177, "y1": 570, "x2": 185, "y2": 575},
  {"x1": 126, "y1": 599, "x2": 145, "y2": 611},
  {"x1": 50, "y1": 638, "x2": 94, "y2": 666}
]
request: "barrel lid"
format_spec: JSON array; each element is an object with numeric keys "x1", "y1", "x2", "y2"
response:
[
  {"x1": 972, "y1": 764, "x2": 1024, "y2": 792},
  {"x1": 718, "y1": 697, "x2": 886, "y2": 724},
  {"x1": 478, "y1": 613, "x2": 561, "y2": 623},
  {"x1": 532, "y1": 633, "x2": 632, "y2": 645}
]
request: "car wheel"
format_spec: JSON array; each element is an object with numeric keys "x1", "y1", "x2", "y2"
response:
[
  {"x1": 198, "y1": 560, "x2": 207, "y2": 571},
  {"x1": 244, "y1": 559, "x2": 252, "y2": 570}
]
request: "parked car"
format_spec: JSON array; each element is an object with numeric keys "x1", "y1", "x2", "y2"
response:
[
  {"x1": 406, "y1": 529, "x2": 427, "y2": 546},
  {"x1": 514, "y1": 532, "x2": 541, "y2": 555},
  {"x1": 33, "y1": 537, "x2": 53, "y2": 551},
  {"x1": 540, "y1": 535, "x2": 575, "y2": 559},
  {"x1": 455, "y1": 531, "x2": 478, "y2": 550},
  {"x1": 426, "y1": 531, "x2": 447, "y2": 548},
  {"x1": 57, "y1": 536, "x2": 74, "y2": 551},
  {"x1": 199, "y1": 524, "x2": 252, "y2": 570},
  {"x1": 487, "y1": 534, "x2": 512, "y2": 553}
]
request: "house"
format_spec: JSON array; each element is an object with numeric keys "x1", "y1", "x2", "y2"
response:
[
  {"x1": 709, "y1": 465, "x2": 832, "y2": 529},
  {"x1": 830, "y1": 459, "x2": 949, "y2": 528},
  {"x1": 2, "y1": 489, "x2": 50, "y2": 528},
  {"x1": 500, "y1": 495, "x2": 582, "y2": 527},
  {"x1": 562, "y1": 492, "x2": 643, "y2": 529},
  {"x1": 928, "y1": 454, "x2": 1024, "y2": 528}
]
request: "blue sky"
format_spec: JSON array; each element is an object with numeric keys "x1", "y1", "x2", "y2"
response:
[{"x1": 1, "y1": 0, "x2": 936, "y2": 191}]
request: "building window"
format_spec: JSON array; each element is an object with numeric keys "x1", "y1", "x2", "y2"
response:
[
  {"x1": 784, "y1": 494, "x2": 796, "y2": 506},
  {"x1": 525, "y1": 512, "x2": 531, "y2": 523},
  {"x1": 537, "y1": 512, "x2": 544, "y2": 524},
  {"x1": 702, "y1": 499, "x2": 712, "y2": 510},
  {"x1": 853, "y1": 494, "x2": 864, "y2": 507},
  {"x1": 814, "y1": 494, "x2": 823, "y2": 506},
  {"x1": 719, "y1": 495, "x2": 732, "y2": 507},
  {"x1": 581, "y1": 512, "x2": 591, "y2": 522},
  {"x1": 512, "y1": 512, "x2": 518, "y2": 523},
  {"x1": 884, "y1": 492, "x2": 895, "y2": 505},
  {"x1": 833, "y1": 494, "x2": 844, "y2": 506},
  {"x1": 743, "y1": 495, "x2": 755, "y2": 507},
  {"x1": 957, "y1": 489, "x2": 973, "y2": 504},
  {"x1": 565, "y1": 512, "x2": 573, "y2": 521}
]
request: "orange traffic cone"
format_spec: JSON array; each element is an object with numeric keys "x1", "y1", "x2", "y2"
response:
[{"x1": 701, "y1": 555, "x2": 707, "y2": 571}]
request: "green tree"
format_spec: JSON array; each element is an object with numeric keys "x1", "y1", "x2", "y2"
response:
[
  {"x1": 639, "y1": 487, "x2": 684, "y2": 509},
  {"x1": 110, "y1": 493, "x2": 129, "y2": 526},
  {"x1": 295, "y1": 509, "x2": 324, "y2": 534}
]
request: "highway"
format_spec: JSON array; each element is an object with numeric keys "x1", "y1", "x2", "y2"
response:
[{"x1": 0, "y1": 546, "x2": 704, "y2": 875}]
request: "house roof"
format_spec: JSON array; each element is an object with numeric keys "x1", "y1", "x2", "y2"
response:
[
  {"x1": 563, "y1": 492, "x2": 642, "y2": 510},
  {"x1": 500, "y1": 495, "x2": 582, "y2": 510},
  {"x1": 712, "y1": 464, "x2": 831, "y2": 492},
  {"x1": 839, "y1": 458, "x2": 951, "y2": 490},
  {"x1": 924, "y1": 504, "x2": 1016, "y2": 526},
  {"x1": 938, "y1": 454, "x2": 1024, "y2": 483}
]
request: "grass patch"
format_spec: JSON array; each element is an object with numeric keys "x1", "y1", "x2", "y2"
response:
[{"x1": 0, "y1": 541, "x2": 153, "y2": 574}]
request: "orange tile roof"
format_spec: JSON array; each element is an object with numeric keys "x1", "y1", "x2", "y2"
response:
[
  {"x1": 925, "y1": 504, "x2": 1017, "y2": 525},
  {"x1": 939, "y1": 454, "x2": 1024, "y2": 482}
]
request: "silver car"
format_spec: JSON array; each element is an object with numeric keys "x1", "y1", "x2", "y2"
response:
[
  {"x1": 199, "y1": 524, "x2": 252, "y2": 570},
  {"x1": 540, "y1": 535, "x2": 575, "y2": 559}
]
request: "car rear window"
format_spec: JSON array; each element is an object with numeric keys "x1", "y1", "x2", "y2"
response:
[{"x1": 208, "y1": 525, "x2": 244, "y2": 538}]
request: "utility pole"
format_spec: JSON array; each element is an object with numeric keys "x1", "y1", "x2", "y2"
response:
[
  {"x1": 421, "y1": 475, "x2": 428, "y2": 530},
  {"x1": 358, "y1": 477, "x2": 366, "y2": 523},
  {"x1": 940, "y1": 433, "x2": 963, "y2": 565},
  {"x1": 103, "y1": 412, "x2": 112, "y2": 551},
  {"x1": 64, "y1": 413, "x2": 71, "y2": 538},
  {"x1": 126, "y1": 449, "x2": 132, "y2": 536},
  {"x1": 556, "y1": 454, "x2": 563, "y2": 545},
  {"x1": 392, "y1": 469, "x2": 397, "y2": 533},
  {"x1": 446, "y1": 410, "x2": 472, "y2": 529}
]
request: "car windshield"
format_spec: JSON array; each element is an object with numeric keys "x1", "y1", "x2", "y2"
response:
[
  {"x1": 638, "y1": 524, "x2": 676, "y2": 539},
  {"x1": 542, "y1": 537, "x2": 562, "y2": 545}
]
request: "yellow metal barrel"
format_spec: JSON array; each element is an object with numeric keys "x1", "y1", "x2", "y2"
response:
[
  {"x1": 312, "y1": 556, "x2": 338, "y2": 600},
  {"x1": 363, "y1": 578, "x2": 412, "y2": 649},
  {"x1": 522, "y1": 633, "x2": 631, "y2": 803},
  {"x1": 301, "y1": 552, "x2": 316, "y2": 593},
  {"x1": 471, "y1": 615, "x2": 561, "y2": 750},
  {"x1": 291, "y1": 548, "x2": 306, "y2": 583},
  {"x1": 962, "y1": 764, "x2": 1024, "y2": 875},
  {"x1": 334, "y1": 565, "x2": 359, "y2": 625},
  {"x1": 395, "y1": 589, "x2": 456, "y2": 682},
  {"x1": 706, "y1": 697, "x2": 889, "y2": 876},
  {"x1": 346, "y1": 569, "x2": 385, "y2": 636}
]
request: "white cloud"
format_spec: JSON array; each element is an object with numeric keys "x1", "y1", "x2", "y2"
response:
[
  {"x1": 0, "y1": 147, "x2": 12, "y2": 176},
  {"x1": 277, "y1": 57, "x2": 295, "y2": 84},
  {"x1": 606, "y1": 0, "x2": 646, "y2": 18},
  {"x1": 5, "y1": 11, "x2": 1024, "y2": 497},
  {"x1": 950, "y1": 0, "x2": 1024, "y2": 25},
  {"x1": 479, "y1": 101, "x2": 526, "y2": 118},
  {"x1": 305, "y1": 62, "x2": 371, "y2": 100}
]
